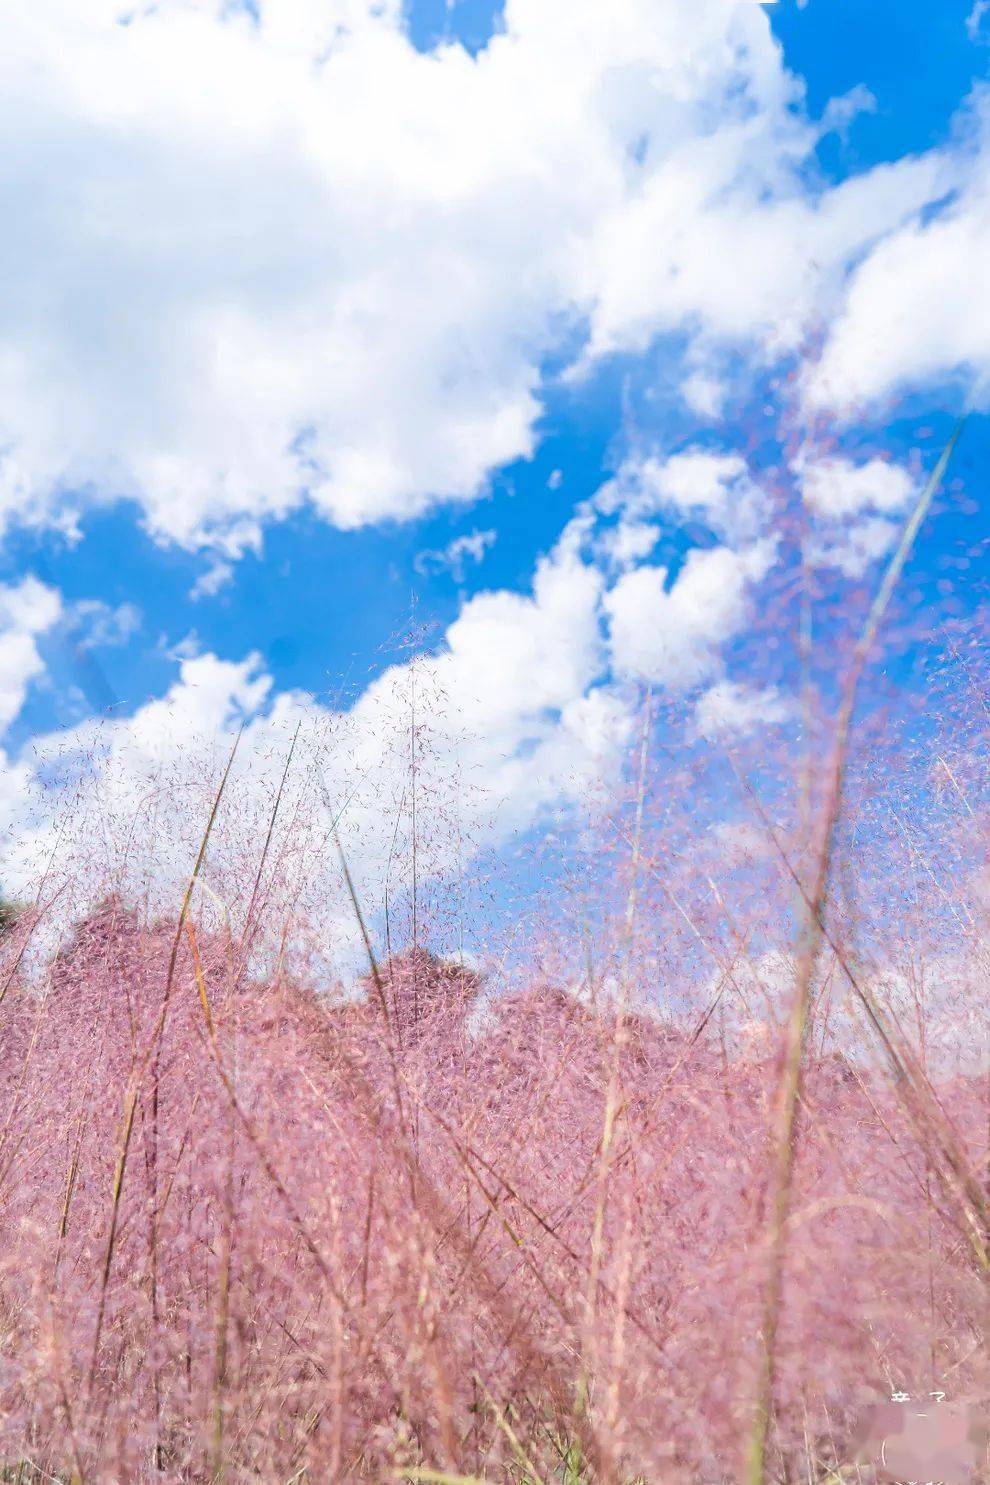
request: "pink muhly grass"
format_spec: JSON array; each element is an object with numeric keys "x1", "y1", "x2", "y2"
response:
[{"x1": 0, "y1": 884, "x2": 985, "y2": 1482}]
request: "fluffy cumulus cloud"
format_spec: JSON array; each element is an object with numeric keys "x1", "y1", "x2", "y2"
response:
[
  {"x1": 806, "y1": 97, "x2": 990, "y2": 414},
  {"x1": 0, "y1": 0, "x2": 968, "y2": 553},
  {"x1": 597, "y1": 449, "x2": 770, "y2": 544},
  {"x1": 796, "y1": 454, "x2": 916, "y2": 519},
  {"x1": 562, "y1": 445, "x2": 780, "y2": 689},
  {"x1": 0, "y1": 539, "x2": 632, "y2": 957},
  {"x1": 795, "y1": 450, "x2": 916, "y2": 578},
  {"x1": 0, "y1": 578, "x2": 62, "y2": 839},
  {"x1": 0, "y1": 443, "x2": 795, "y2": 939},
  {"x1": 0, "y1": 578, "x2": 62, "y2": 732},
  {"x1": 604, "y1": 538, "x2": 777, "y2": 688},
  {"x1": 599, "y1": 520, "x2": 661, "y2": 570}
]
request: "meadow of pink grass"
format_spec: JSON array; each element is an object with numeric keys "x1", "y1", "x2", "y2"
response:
[{"x1": 0, "y1": 868, "x2": 985, "y2": 1482}]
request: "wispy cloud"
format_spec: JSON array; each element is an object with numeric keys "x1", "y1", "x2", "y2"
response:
[
  {"x1": 190, "y1": 560, "x2": 235, "y2": 601},
  {"x1": 66, "y1": 599, "x2": 141, "y2": 650},
  {"x1": 414, "y1": 529, "x2": 497, "y2": 582},
  {"x1": 967, "y1": 0, "x2": 989, "y2": 40}
]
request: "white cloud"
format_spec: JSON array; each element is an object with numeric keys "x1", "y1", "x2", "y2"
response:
[
  {"x1": 577, "y1": 131, "x2": 951, "y2": 368},
  {"x1": 796, "y1": 453, "x2": 915, "y2": 519},
  {"x1": 681, "y1": 370, "x2": 728, "y2": 420},
  {"x1": 544, "y1": 448, "x2": 781, "y2": 692},
  {"x1": 0, "y1": 578, "x2": 61, "y2": 637},
  {"x1": 0, "y1": 471, "x2": 794, "y2": 955},
  {"x1": 190, "y1": 560, "x2": 235, "y2": 601},
  {"x1": 806, "y1": 515, "x2": 901, "y2": 579},
  {"x1": 426, "y1": 536, "x2": 606, "y2": 750},
  {"x1": 604, "y1": 538, "x2": 776, "y2": 687},
  {"x1": 806, "y1": 103, "x2": 990, "y2": 413},
  {"x1": 329, "y1": 528, "x2": 623, "y2": 846},
  {"x1": 969, "y1": 0, "x2": 990, "y2": 40},
  {"x1": 0, "y1": 577, "x2": 62, "y2": 734},
  {"x1": 67, "y1": 599, "x2": 142, "y2": 649},
  {"x1": 0, "y1": 0, "x2": 967, "y2": 552},
  {"x1": 819, "y1": 84, "x2": 876, "y2": 140},
  {"x1": 794, "y1": 451, "x2": 915, "y2": 578},
  {"x1": 597, "y1": 448, "x2": 769, "y2": 544},
  {"x1": 694, "y1": 679, "x2": 793, "y2": 739},
  {"x1": 0, "y1": 537, "x2": 631, "y2": 965},
  {"x1": 652, "y1": 451, "x2": 750, "y2": 514},
  {"x1": 599, "y1": 519, "x2": 661, "y2": 569},
  {"x1": 414, "y1": 528, "x2": 497, "y2": 581}
]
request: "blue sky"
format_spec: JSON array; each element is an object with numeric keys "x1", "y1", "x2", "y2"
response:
[{"x1": 0, "y1": 0, "x2": 987, "y2": 962}]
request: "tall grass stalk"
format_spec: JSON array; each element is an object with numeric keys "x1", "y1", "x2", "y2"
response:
[{"x1": 742, "y1": 424, "x2": 964, "y2": 1485}]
